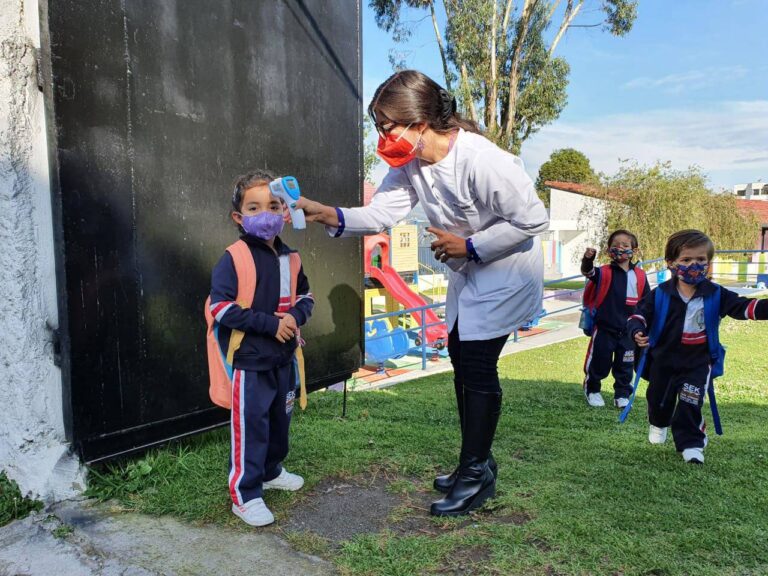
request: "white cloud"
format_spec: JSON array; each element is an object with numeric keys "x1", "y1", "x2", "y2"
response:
[
  {"x1": 520, "y1": 100, "x2": 768, "y2": 189},
  {"x1": 622, "y1": 66, "x2": 748, "y2": 94}
]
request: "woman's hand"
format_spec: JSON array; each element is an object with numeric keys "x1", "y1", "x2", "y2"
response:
[
  {"x1": 295, "y1": 197, "x2": 339, "y2": 226},
  {"x1": 428, "y1": 227, "x2": 468, "y2": 263},
  {"x1": 634, "y1": 331, "x2": 649, "y2": 348}
]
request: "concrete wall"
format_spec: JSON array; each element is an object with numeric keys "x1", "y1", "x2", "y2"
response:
[
  {"x1": 548, "y1": 188, "x2": 607, "y2": 277},
  {"x1": 0, "y1": 0, "x2": 85, "y2": 501}
]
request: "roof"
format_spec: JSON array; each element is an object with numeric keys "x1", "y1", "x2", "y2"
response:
[
  {"x1": 363, "y1": 181, "x2": 377, "y2": 206},
  {"x1": 545, "y1": 180, "x2": 624, "y2": 202},
  {"x1": 736, "y1": 199, "x2": 768, "y2": 225}
]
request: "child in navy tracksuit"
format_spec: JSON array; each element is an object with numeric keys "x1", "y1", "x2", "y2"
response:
[
  {"x1": 582, "y1": 229, "x2": 649, "y2": 408},
  {"x1": 628, "y1": 230, "x2": 768, "y2": 464},
  {"x1": 209, "y1": 169, "x2": 314, "y2": 526}
]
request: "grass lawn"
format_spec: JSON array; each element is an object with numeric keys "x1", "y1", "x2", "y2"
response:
[
  {"x1": 544, "y1": 279, "x2": 587, "y2": 291},
  {"x1": 88, "y1": 317, "x2": 768, "y2": 576}
]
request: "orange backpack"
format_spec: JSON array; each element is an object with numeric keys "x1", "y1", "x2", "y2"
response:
[{"x1": 204, "y1": 240, "x2": 306, "y2": 409}]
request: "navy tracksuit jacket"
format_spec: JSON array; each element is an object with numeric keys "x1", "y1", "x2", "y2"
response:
[
  {"x1": 582, "y1": 258, "x2": 649, "y2": 398},
  {"x1": 627, "y1": 278, "x2": 768, "y2": 451},
  {"x1": 210, "y1": 235, "x2": 313, "y2": 505}
]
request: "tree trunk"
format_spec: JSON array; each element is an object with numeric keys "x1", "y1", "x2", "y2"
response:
[
  {"x1": 461, "y1": 62, "x2": 478, "y2": 122},
  {"x1": 548, "y1": 0, "x2": 583, "y2": 58},
  {"x1": 430, "y1": 1, "x2": 452, "y2": 91},
  {"x1": 504, "y1": 0, "x2": 534, "y2": 136},
  {"x1": 487, "y1": 0, "x2": 498, "y2": 129}
]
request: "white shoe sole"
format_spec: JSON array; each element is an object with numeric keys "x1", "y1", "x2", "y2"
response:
[
  {"x1": 263, "y1": 478, "x2": 304, "y2": 491},
  {"x1": 585, "y1": 393, "x2": 605, "y2": 407},
  {"x1": 232, "y1": 504, "x2": 274, "y2": 527}
]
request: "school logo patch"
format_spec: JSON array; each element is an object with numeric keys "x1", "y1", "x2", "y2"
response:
[
  {"x1": 286, "y1": 390, "x2": 296, "y2": 414},
  {"x1": 680, "y1": 383, "x2": 701, "y2": 406},
  {"x1": 623, "y1": 350, "x2": 635, "y2": 363}
]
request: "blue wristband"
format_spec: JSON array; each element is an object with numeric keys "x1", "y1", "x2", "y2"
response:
[
  {"x1": 333, "y1": 207, "x2": 345, "y2": 238},
  {"x1": 466, "y1": 237, "x2": 481, "y2": 263}
]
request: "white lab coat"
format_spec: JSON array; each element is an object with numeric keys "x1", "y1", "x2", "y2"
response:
[{"x1": 329, "y1": 129, "x2": 549, "y2": 341}]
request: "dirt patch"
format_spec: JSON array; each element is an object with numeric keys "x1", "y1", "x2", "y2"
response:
[
  {"x1": 282, "y1": 470, "x2": 531, "y2": 549},
  {"x1": 282, "y1": 474, "x2": 402, "y2": 543}
]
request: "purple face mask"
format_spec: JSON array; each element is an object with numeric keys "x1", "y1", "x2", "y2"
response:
[{"x1": 241, "y1": 211, "x2": 284, "y2": 240}]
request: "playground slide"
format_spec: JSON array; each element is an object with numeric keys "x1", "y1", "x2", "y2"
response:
[{"x1": 369, "y1": 264, "x2": 448, "y2": 346}]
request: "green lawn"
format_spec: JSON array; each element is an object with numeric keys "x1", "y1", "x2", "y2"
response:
[
  {"x1": 87, "y1": 317, "x2": 768, "y2": 576},
  {"x1": 543, "y1": 279, "x2": 587, "y2": 291}
]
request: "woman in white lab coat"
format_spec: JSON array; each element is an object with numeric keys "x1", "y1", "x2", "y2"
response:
[{"x1": 297, "y1": 70, "x2": 549, "y2": 517}]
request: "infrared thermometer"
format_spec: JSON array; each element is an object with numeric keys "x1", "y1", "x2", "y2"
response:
[{"x1": 269, "y1": 176, "x2": 306, "y2": 230}]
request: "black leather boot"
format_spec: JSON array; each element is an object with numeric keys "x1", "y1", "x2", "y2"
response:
[
  {"x1": 433, "y1": 453, "x2": 498, "y2": 493},
  {"x1": 430, "y1": 387, "x2": 502, "y2": 517},
  {"x1": 433, "y1": 378, "x2": 464, "y2": 493}
]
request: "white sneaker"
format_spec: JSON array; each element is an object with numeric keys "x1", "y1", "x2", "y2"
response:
[
  {"x1": 648, "y1": 425, "x2": 668, "y2": 444},
  {"x1": 614, "y1": 397, "x2": 630, "y2": 409},
  {"x1": 586, "y1": 392, "x2": 605, "y2": 407},
  {"x1": 263, "y1": 468, "x2": 304, "y2": 491},
  {"x1": 682, "y1": 447, "x2": 704, "y2": 464},
  {"x1": 232, "y1": 498, "x2": 274, "y2": 526}
]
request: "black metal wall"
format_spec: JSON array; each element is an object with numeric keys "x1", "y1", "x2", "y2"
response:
[{"x1": 40, "y1": 0, "x2": 363, "y2": 462}]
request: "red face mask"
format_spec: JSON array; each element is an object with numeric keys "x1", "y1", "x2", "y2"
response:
[{"x1": 376, "y1": 124, "x2": 419, "y2": 168}]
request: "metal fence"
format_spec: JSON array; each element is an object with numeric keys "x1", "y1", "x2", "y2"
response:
[{"x1": 363, "y1": 250, "x2": 768, "y2": 372}]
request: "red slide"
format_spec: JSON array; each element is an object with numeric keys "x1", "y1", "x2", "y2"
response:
[{"x1": 369, "y1": 264, "x2": 448, "y2": 346}]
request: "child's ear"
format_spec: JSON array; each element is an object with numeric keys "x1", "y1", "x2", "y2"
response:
[{"x1": 231, "y1": 211, "x2": 243, "y2": 225}]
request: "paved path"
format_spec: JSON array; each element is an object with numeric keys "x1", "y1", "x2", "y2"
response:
[{"x1": 0, "y1": 499, "x2": 336, "y2": 576}]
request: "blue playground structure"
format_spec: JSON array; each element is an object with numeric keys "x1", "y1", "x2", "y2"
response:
[{"x1": 365, "y1": 319, "x2": 411, "y2": 370}]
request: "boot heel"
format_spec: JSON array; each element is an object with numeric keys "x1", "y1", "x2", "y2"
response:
[{"x1": 466, "y1": 482, "x2": 495, "y2": 513}]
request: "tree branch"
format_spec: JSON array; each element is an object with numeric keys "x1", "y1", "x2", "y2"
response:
[
  {"x1": 501, "y1": 0, "x2": 514, "y2": 36},
  {"x1": 545, "y1": 0, "x2": 561, "y2": 25},
  {"x1": 548, "y1": 0, "x2": 583, "y2": 58},
  {"x1": 504, "y1": 0, "x2": 535, "y2": 136},
  {"x1": 430, "y1": 1, "x2": 452, "y2": 91},
  {"x1": 487, "y1": 0, "x2": 499, "y2": 128},
  {"x1": 461, "y1": 62, "x2": 479, "y2": 122}
]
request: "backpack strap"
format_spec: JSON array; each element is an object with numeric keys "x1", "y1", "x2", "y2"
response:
[
  {"x1": 288, "y1": 252, "x2": 307, "y2": 410},
  {"x1": 225, "y1": 240, "x2": 257, "y2": 364},
  {"x1": 620, "y1": 286, "x2": 671, "y2": 424},
  {"x1": 703, "y1": 285, "x2": 722, "y2": 365},
  {"x1": 635, "y1": 267, "x2": 647, "y2": 298},
  {"x1": 593, "y1": 265, "x2": 613, "y2": 309},
  {"x1": 703, "y1": 285, "x2": 724, "y2": 435},
  {"x1": 648, "y1": 286, "x2": 669, "y2": 348}
]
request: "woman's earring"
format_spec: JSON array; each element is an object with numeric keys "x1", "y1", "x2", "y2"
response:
[{"x1": 417, "y1": 135, "x2": 425, "y2": 151}]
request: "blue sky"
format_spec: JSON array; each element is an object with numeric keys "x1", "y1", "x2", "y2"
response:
[{"x1": 362, "y1": 0, "x2": 768, "y2": 190}]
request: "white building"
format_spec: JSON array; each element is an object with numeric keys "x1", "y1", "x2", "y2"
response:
[
  {"x1": 544, "y1": 181, "x2": 608, "y2": 279},
  {"x1": 733, "y1": 182, "x2": 768, "y2": 200}
]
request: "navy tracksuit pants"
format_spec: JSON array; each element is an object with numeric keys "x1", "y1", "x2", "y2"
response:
[
  {"x1": 646, "y1": 361, "x2": 711, "y2": 452},
  {"x1": 229, "y1": 361, "x2": 298, "y2": 505},
  {"x1": 583, "y1": 326, "x2": 634, "y2": 399}
]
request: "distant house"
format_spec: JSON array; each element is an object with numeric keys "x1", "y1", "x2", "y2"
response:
[
  {"x1": 736, "y1": 200, "x2": 768, "y2": 250},
  {"x1": 733, "y1": 182, "x2": 768, "y2": 201},
  {"x1": 544, "y1": 181, "x2": 613, "y2": 279}
]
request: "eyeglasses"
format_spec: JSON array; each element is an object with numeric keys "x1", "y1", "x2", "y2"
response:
[{"x1": 374, "y1": 120, "x2": 413, "y2": 139}]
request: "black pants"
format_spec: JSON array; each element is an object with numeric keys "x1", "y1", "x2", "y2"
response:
[
  {"x1": 583, "y1": 326, "x2": 634, "y2": 398},
  {"x1": 647, "y1": 361, "x2": 710, "y2": 452},
  {"x1": 448, "y1": 322, "x2": 509, "y2": 394}
]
